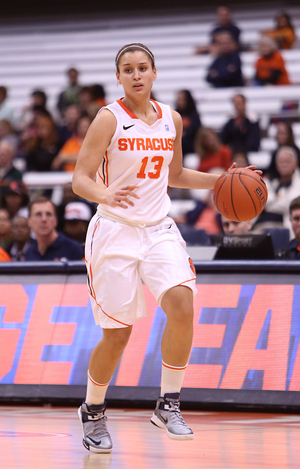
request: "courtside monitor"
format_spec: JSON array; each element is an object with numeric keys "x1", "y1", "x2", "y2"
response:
[{"x1": 210, "y1": 234, "x2": 275, "y2": 260}]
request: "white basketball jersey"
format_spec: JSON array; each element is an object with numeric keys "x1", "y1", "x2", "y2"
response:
[{"x1": 96, "y1": 98, "x2": 176, "y2": 224}]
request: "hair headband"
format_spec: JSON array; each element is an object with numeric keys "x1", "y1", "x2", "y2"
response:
[{"x1": 115, "y1": 45, "x2": 154, "y2": 65}]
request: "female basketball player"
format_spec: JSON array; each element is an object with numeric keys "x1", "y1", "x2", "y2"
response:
[{"x1": 73, "y1": 43, "x2": 259, "y2": 453}]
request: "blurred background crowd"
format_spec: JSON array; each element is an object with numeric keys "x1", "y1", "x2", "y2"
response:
[{"x1": 0, "y1": 5, "x2": 300, "y2": 261}]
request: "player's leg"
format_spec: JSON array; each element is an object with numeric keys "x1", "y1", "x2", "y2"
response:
[
  {"x1": 139, "y1": 219, "x2": 196, "y2": 440},
  {"x1": 150, "y1": 285, "x2": 194, "y2": 440},
  {"x1": 78, "y1": 326, "x2": 132, "y2": 453}
]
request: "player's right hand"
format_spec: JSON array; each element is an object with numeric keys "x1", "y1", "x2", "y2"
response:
[{"x1": 104, "y1": 184, "x2": 140, "y2": 209}]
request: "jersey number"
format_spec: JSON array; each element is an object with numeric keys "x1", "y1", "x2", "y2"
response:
[{"x1": 137, "y1": 156, "x2": 164, "y2": 179}]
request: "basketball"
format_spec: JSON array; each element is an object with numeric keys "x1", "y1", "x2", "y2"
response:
[{"x1": 213, "y1": 168, "x2": 268, "y2": 222}]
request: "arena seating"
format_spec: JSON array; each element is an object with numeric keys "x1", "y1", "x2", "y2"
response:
[{"x1": 1, "y1": 6, "x2": 300, "y2": 181}]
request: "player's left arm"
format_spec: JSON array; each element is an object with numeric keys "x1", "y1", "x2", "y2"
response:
[{"x1": 168, "y1": 110, "x2": 219, "y2": 190}]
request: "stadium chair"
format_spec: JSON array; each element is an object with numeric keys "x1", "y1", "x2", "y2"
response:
[{"x1": 262, "y1": 227, "x2": 290, "y2": 253}]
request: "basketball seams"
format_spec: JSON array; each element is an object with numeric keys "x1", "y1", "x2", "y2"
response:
[
  {"x1": 237, "y1": 171, "x2": 268, "y2": 197},
  {"x1": 238, "y1": 171, "x2": 257, "y2": 217},
  {"x1": 214, "y1": 173, "x2": 229, "y2": 213},
  {"x1": 230, "y1": 169, "x2": 240, "y2": 222}
]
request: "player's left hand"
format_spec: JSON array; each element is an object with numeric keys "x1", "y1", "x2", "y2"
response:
[{"x1": 229, "y1": 162, "x2": 263, "y2": 176}]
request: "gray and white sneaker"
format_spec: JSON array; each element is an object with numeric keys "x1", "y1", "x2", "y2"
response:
[
  {"x1": 78, "y1": 402, "x2": 113, "y2": 453},
  {"x1": 150, "y1": 392, "x2": 194, "y2": 440}
]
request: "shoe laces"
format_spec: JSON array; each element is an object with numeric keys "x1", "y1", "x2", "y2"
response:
[
  {"x1": 167, "y1": 401, "x2": 187, "y2": 427},
  {"x1": 88, "y1": 411, "x2": 109, "y2": 439}
]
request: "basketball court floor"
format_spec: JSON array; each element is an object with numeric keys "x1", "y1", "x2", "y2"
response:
[{"x1": 1, "y1": 405, "x2": 300, "y2": 468}]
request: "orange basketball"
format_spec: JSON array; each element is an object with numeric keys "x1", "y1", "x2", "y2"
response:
[{"x1": 213, "y1": 168, "x2": 268, "y2": 222}]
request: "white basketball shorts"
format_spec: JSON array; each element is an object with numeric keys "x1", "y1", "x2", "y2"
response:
[{"x1": 85, "y1": 214, "x2": 197, "y2": 329}]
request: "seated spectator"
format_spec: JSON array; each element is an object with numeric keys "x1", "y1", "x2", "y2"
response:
[
  {"x1": 26, "y1": 197, "x2": 83, "y2": 261},
  {"x1": 0, "y1": 208, "x2": 12, "y2": 252},
  {"x1": 57, "y1": 67, "x2": 82, "y2": 117},
  {"x1": 266, "y1": 122, "x2": 300, "y2": 180},
  {"x1": 24, "y1": 115, "x2": 60, "y2": 172},
  {"x1": 221, "y1": 215, "x2": 253, "y2": 235},
  {"x1": 2, "y1": 181, "x2": 29, "y2": 218},
  {"x1": 0, "y1": 119, "x2": 19, "y2": 148},
  {"x1": 195, "y1": 127, "x2": 232, "y2": 173},
  {"x1": 196, "y1": 5, "x2": 241, "y2": 54},
  {"x1": 17, "y1": 89, "x2": 48, "y2": 132},
  {"x1": 175, "y1": 90, "x2": 201, "y2": 157},
  {"x1": 51, "y1": 114, "x2": 92, "y2": 171},
  {"x1": 254, "y1": 146, "x2": 300, "y2": 237},
  {"x1": 0, "y1": 139, "x2": 23, "y2": 200},
  {"x1": 56, "y1": 182, "x2": 96, "y2": 232},
  {"x1": 63, "y1": 201, "x2": 92, "y2": 247},
  {"x1": 0, "y1": 86, "x2": 14, "y2": 125},
  {"x1": 263, "y1": 12, "x2": 296, "y2": 50},
  {"x1": 232, "y1": 150, "x2": 249, "y2": 168},
  {"x1": 8, "y1": 215, "x2": 32, "y2": 261},
  {"x1": 277, "y1": 196, "x2": 300, "y2": 259},
  {"x1": 88, "y1": 84, "x2": 107, "y2": 119},
  {"x1": 0, "y1": 246, "x2": 10, "y2": 261},
  {"x1": 221, "y1": 94, "x2": 261, "y2": 153},
  {"x1": 56, "y1": 104, "x2": 81, "y2": 149},
  {"x1": 206, "y1": 32, "x2": 244, "y2": 88},
  {"x1": 254, "y1": 35, "x2": 290, "y2": 86}
]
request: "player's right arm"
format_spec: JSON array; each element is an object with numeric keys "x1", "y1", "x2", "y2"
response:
[{"x1": 72, "y1": 109, "x2": 139, "y2": 209}]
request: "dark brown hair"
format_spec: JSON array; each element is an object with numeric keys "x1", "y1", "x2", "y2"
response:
[{"x1": 115, "y1": 43, "x2": 155, "y2": 72}]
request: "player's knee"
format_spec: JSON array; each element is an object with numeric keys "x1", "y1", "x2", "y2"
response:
[
  {"x1": 103, "y1": 326, "x2": 132, "y2": 353},
  {"x1": 162, "y1": 285, "x2": 194, "y2": 326}
]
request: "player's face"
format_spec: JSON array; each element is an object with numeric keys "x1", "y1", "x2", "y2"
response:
[
  {"x1": 116, "y1": 51, "x2": 157, "y2": 97},
  {"x1": 28, "y1": 202, "x2": 57, "y2": 238},
  {"x1": 290, "y1": 208, "x2": 300, "y2": 243}
]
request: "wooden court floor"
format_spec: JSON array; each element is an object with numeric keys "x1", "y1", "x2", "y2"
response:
[{"x1": 1, "y1": 405, "x2": 300, "y2": 469}]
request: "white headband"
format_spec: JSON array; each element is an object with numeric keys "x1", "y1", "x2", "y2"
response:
[{"x1": 115, "y1": 45, "x2": 154, "y2": 66}]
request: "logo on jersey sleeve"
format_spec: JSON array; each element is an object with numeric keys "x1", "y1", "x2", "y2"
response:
[{"x1": 165, "y1": 125, "x2": 169, "y2": 131}]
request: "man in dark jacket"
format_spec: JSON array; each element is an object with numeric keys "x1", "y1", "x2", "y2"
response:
[
  {"x1": 277, "y1": 196, "x2": 300, "y2": 260},
  {"x1": 221, "y1": 94, "x2": 261, "y2": 152},
  {"x1": 206, "y1": 32, "x2": 244, "y2": 88},
  {"x1": 26, "y1": 196, "x2": 83, "y2": 261}
]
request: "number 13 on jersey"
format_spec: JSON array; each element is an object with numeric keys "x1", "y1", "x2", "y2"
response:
[{"x1": 137, "y1": 156, "x2": 164, "y2": 179}]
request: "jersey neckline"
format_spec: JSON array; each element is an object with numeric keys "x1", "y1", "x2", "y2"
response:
[{"x1": 116, "y1": 98, "x2": 163, "y2": 122}]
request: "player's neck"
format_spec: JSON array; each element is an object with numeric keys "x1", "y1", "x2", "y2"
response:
[{"x1": 122, "y1": 96, "x2": 157, "y2": 125}]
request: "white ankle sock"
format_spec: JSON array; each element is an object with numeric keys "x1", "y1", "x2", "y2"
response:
[
  {"x1": 85, "y1": 371, "x2": 110, "y2": 406},
  {"x1": 160, "y1": 361, "x2": 187, "y2": 397}
]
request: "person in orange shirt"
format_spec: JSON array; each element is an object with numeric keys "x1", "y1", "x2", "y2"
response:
[
  {"x1": 254, "y1": 35, "x2": 290, "y2": 86},
  {"x1": 0, "y1": 246, "x2": 10, "y2": 261},
  {"x1": 263, "y1": 12, "x2": 296, "y2": 50},
  {"x1": 195, "y1": 127, "x2": 232, "y2": 173},
  {"x1": 51, "y1": 114, "x2": 92, "y2": 171}
]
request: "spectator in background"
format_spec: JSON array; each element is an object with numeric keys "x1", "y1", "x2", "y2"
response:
[
  {"x1": 0, "y1": 119, "x2": 19, "y2": 149},
  {"x1": 0, "y1": 86, "x2": 14, "y2": 125},
  {"x1": 277, "y1": 196, "x2": 300, "y2": 259},
  {"x1": 266, "y1": 122, "x2": 300, "y2": 180},
  {"x1": 254, "y1": 35, "x2": 290, "y2": 86},
  {"x1": 17, "y1": 89, "x2": 49, "y2": 132},
  {"x1": 56, "y1": 104, "x2": 81, "y2": 149},
  {"x1": 56, "y1": 182, "x2": 96, "y2": 232},
  {"x1": 51, "y1": 114, "x2": 92, "y2": 171},
  {"x1": 8, "y1": 215, "x2": 32, "y2": 261},
  {"x1": 0, "y1": 246, "x2": 10, "y2": 261},
  {"x1": 0, "y1": 208, "x2": 12, "y2": 252},
  {"x1": 24, "y1": 115, "x2": 60, "y2": 171},
  {"x1": 196, "y1": 5, "x2": 240, "y2": 54},
  {"x1": 63, "y1": 201, "x2": 92, "y2": 247},
  {"x1": 195, "y1": 127, "x2": 232, "y2": 173},
  {"x1": 254, "y1": 146, "x2": 300, "y2": 237},
  {"x1": 206, "y1": 32, "x2": 244, "y2": 88},
  {"x1": 263, "y1": 12, "x2": 296, "y2": 50},
  {"x1": 78, "y1": 85, "x2": 107, "y2": 120},
  {"x1": 175, "y1": 90, "x2": 201, "y2": 158},
  {"x1": 0, "y1": 140, "x2": 23, "y2": 201},
  {"x1": 232, "y1": 150, "x2": 249, "y2": 168},
  {"x1": 57, "y1": 67, "x2": 82, "y2": 116},
  {"x1": 25, "y1": 197, "x2": 83, "y2": 261},
  {"x1": 221, "y1": 215, "x2": 253, "y2": 235},
  {"x1": 2, "y1": 181, "x2": 29, "y2": 218},
  {"x1": 221, "y1": 94, "x2": 261, "y2": 153}
]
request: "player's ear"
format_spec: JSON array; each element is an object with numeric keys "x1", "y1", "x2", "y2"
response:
[
  {"x1": 153, "y1": 67, "x2": 157, "y2": 81},
  {"x1": 116, "y1": 72, "x2": 122, "y2": 85}
]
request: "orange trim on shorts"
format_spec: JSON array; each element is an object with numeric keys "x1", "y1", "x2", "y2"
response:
[
  {"x1": 162, "y1": 362, "x2": 187, "y2": 371},
  {"x1": 178, "y1": 277, "x2": 196, "y2": 286},
  {"x1": 88, "y1": 262, "x2": 131, "y2": 328}
]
